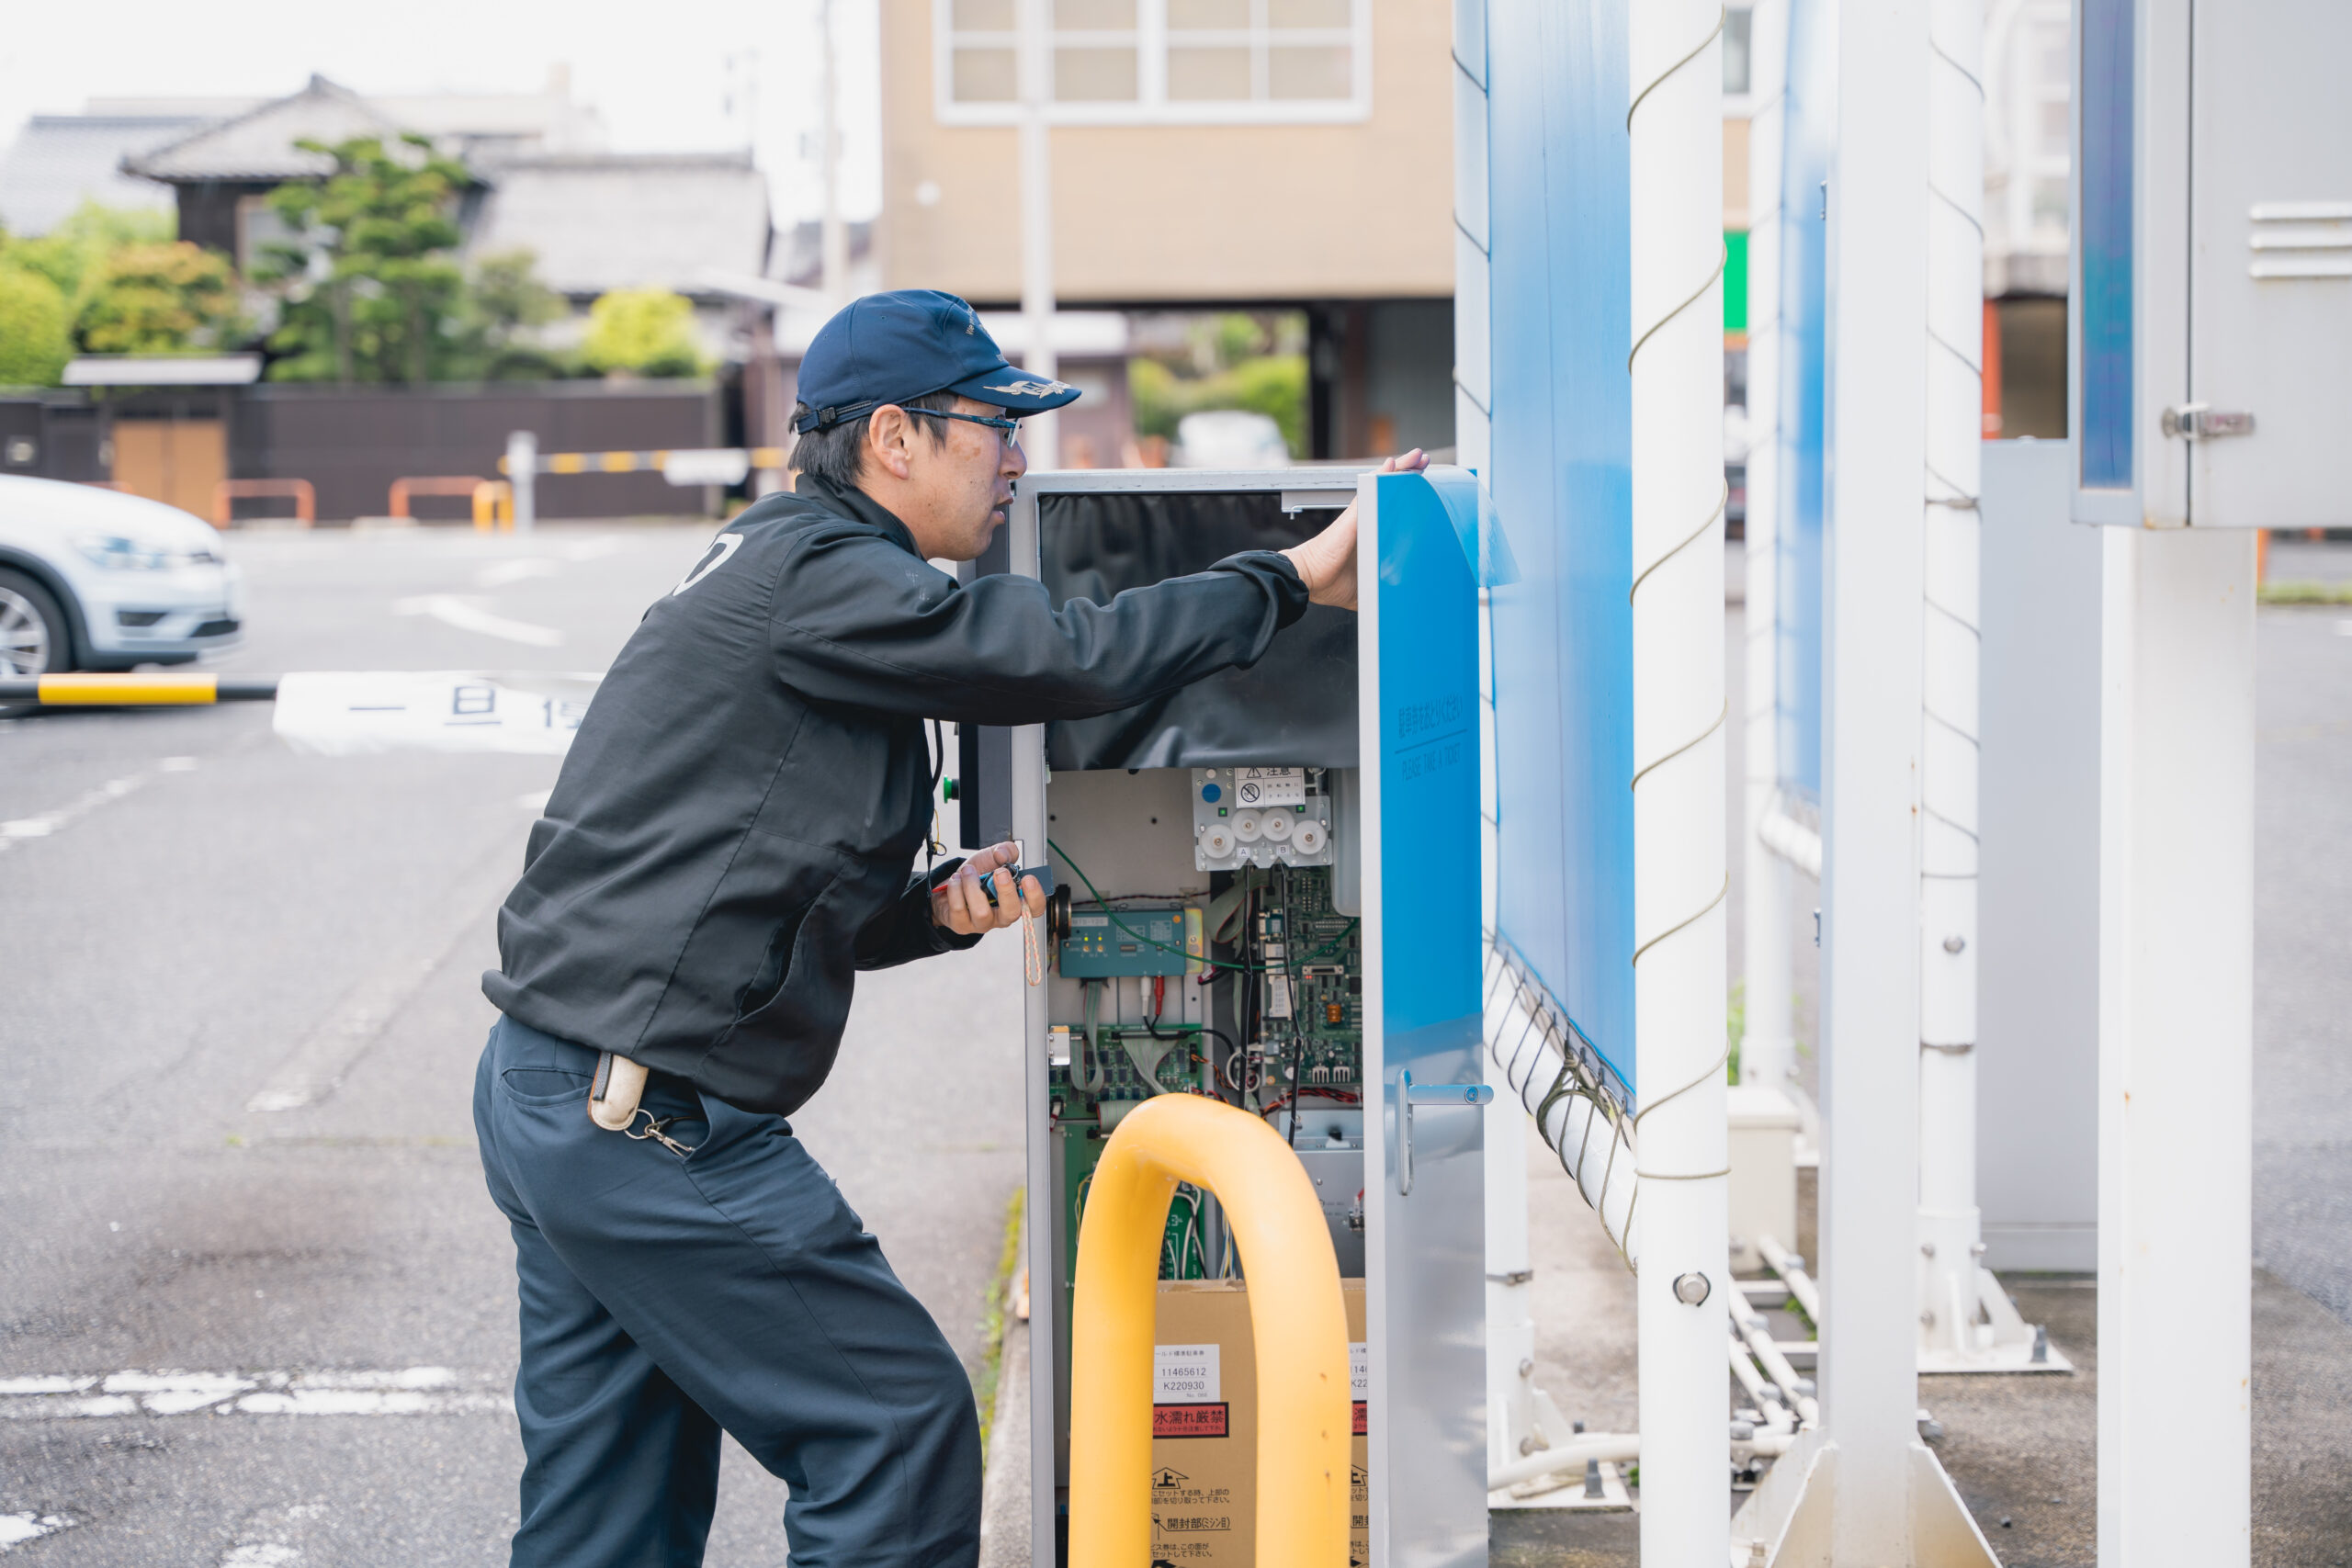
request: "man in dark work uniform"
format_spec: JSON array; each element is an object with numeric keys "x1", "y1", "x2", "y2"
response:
[{"x1": 472, "y1": 288, "x2": 1423, "y2": 1567}]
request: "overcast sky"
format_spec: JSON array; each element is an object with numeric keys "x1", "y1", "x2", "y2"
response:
[{"x1": 0, "y1": 0, "x2": 885, "y2": 226}]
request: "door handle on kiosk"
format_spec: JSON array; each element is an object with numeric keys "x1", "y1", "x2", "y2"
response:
[{"x1": 1395, "y1": 1070, "x2": 1494, "y2": 1196}]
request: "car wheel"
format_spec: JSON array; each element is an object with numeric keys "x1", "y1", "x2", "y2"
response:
[{"x1": 0, "y1": 569, "x2": 74, "y2": 677}]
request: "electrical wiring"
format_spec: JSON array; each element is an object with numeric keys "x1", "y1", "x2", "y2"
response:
[
  {"x1": 1117, "y1": 1029, "x2": 1175, "y2": 1096},
  {"x1": 1076, "y1": 980, "x2": 1107, "y2": 1094},
  {"x1": 1279, "y1": 864, "x2": 1309, "y2": 1149},
  {"x1": 1047, "y1": 838, "x2": 1357, "y2": 972}
]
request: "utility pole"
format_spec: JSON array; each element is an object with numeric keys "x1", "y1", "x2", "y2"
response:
[
  {"x1": 820, "y1": 0, "x2": 848, "y2": 305},
  {"x1": 1015, "y1": 0, "x2": 1059, "y2": 468}
]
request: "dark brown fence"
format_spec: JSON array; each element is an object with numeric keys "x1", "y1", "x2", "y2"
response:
[{"x1": 230, "y1": 380, "x2": 724, "y2": 523}]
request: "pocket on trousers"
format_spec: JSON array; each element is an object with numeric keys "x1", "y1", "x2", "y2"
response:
[{"x1": 498, "y1": 1066, "x2": 593, "y2": 1106}]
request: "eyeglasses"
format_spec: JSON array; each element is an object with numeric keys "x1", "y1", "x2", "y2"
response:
[{"x1": 905, "y1": 406, "x2": 1023, "y2": 450}]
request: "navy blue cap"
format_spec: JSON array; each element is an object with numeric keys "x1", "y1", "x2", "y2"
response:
[{"x1": 792, "y1": 288, "x2": 1082, "y2": 434}]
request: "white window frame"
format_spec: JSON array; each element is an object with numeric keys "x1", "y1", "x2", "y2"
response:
[{"x1": 933, "y1": 0, "x2": 1374, "y2": 128}]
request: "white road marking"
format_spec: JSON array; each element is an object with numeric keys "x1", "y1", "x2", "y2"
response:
[
  {"x1": 0, "y1": 1368, "x2": 510, "y2": 1421},
  {"x1": 2335, "y1": 618, "x2": 2351, "y2": 637},
  {"x1": 391, "y1": 593, "x2": 564, "y2": 648},
  {"x1": 0, "y1": 755, "x2": 198, "y2": 855},
  {"x1": 517, "y1": 788, "x2": 554, "y2": 812},
  {"x1": 223, "y1": 1545, "x2": 300, "y2": 1565},
  {"x1": 245, "y1": 845, "x2": 521, "y2": 1111},
  {"x1": 0, "y1": 1514, "x2": 76, "y2": 1551},
  {"x1": 559, "y1": 537, "x2": 630, "y2": 561},
  {"x1": 475, "y1": 558, "x2": 560, "y2": 588}
]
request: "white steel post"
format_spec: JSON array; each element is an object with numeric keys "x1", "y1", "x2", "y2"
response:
[
  {"x1": 1741, "y1": 0, "x2": 1797, "y2": 1101},
  {"x1": 1627, "y1": 0, "x2": 1728, "y2": 1561},
  {"x1": 1015, "y1": 0, "x2": 1059, "y2": 470},
  {"x1": 2096, "y1": 527, "x2": 2256, "y2": 1568},
  {"x1": 1916, "y1": 0, "x2": 1989, "y2": 1359},
  {"x1": 1455, "y1": 1, "x2": 1542, "y2": 1487},
  {"x1": 819, "y1": 0, "x2": 848, "y2": 305},
  {"x1": 1820, "y1": 0, "x2": 1928, "y2": 1554},
  {"x1": 506, "y1": 429, "x2": 536, "y2": 535}
]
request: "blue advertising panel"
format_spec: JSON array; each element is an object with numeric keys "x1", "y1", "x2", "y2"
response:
[
  {"x1": 1483, "y1": 0, "x2": 1637, "y2": 1098},
  {"x1": 1775, "y1": 0, "x2": 1832, "y2": 804}
]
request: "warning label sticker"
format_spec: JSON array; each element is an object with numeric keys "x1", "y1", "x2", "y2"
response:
[
  {"x1": 1153, "y1": 1403, "x2": 1230, "y2": 1438},
  {"x1": 1232, "y1": 767, "x2": 1306, "y2": 807}
]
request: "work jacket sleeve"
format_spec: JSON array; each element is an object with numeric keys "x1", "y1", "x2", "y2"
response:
[
  {"x1": 768, "y1": 526, "x2": 1311, "y2": 725},
  {"x1": 854, "y1": 857, "x2": 985, "y2": 971}
]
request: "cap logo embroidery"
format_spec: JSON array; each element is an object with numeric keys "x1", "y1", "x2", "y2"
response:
[{"x1": 987, "y1": 379, "x2": 1071, "y2": 397}]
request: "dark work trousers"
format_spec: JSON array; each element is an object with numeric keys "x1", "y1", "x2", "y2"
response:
[{"x1": 473, "y1": 1013, "x2": 982, "y2": 1568}]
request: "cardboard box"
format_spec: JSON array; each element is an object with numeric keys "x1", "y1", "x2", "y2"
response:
[{"x1": 1150, "y1": 1279, "x2": 1368, "y2": 1567}]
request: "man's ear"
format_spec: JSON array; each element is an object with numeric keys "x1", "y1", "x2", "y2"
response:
[{"x1": 866, "y1": 405, "x2": 917, "y2": 481}]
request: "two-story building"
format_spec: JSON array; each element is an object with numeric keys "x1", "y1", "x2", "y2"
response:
[{"x1": 874, "y1": 0, "x2": 1456, "y2": 461}]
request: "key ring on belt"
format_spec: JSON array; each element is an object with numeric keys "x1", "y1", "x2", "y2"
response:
[
  {"x1": 591, "y1": 1050, "x2": 696, "y2": 1153},
  {"x1": 623, "y1": 1109, "x2": 699, "y2": 1156}
]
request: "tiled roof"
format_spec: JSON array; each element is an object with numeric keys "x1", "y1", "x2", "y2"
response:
[
  {"x1": 0, "y1": 115, "x2": 196, "y2": 235},
  {"x1": 464, "y1": 153, "x2": 772, "y2": 299},
  {"x1": 123, "y1": 76, "x2": 412, "y2": 184}
]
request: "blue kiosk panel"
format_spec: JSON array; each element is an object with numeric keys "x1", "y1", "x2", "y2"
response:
[{"x1": 1363, "y1": 468, "x2": 1487, "y2": 1568}]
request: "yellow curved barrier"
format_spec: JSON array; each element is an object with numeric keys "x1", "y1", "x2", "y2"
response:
[{"x1": 1068, "y1": 1093, "x2": 1351, "y2": 1568}]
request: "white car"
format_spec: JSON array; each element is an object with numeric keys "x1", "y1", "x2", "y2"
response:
[
  {"x1": 0, "y1": 475, "x2": 244, "y2": 677},
  {"x1": 1172, "y1": 409, "x2": 1293, "y2": 469}
]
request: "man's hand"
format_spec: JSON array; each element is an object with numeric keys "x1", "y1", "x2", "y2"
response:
[
  {"x1": 932, "y1": 840, "x2": 1046, "y2": 937},
  {"x1": 1280, "y1": 448, "x2": 1431, "y2": 612}
]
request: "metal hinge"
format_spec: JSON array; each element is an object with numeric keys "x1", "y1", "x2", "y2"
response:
[{"x1": 2160, "y1": 403, "x2": 2256, "y2": 440}]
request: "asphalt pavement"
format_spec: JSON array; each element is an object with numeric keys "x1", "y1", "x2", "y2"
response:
[
  {"x1": 5, "y1": 523, "x2": 2342, "y2": 1564},
  {"x1": 2253, "y1": 540, "x2": 2352, "y2": 1327},
  {"x1": 0, "y1": 520, "x2": 1029, "y2": 1565}
]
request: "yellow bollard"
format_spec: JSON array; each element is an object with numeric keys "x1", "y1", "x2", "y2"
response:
[
  {"x1": 1068, "y1": 1093, "x2": 1351, "y2": 1568},
  {"x1": 471, "y1": 480, "x2": 514, "y2": 533}
]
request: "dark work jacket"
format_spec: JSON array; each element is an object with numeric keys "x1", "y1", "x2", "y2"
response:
[{"x1": 482, "y1": 475, "x2": 1309, "y2": 1116}]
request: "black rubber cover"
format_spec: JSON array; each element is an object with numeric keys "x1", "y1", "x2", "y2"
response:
[{"x1": 1040, "y1": 490, "x2": 1359, "y2": 771}]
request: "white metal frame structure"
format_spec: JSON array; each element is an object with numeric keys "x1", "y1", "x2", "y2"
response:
[
  {"x1": 2066, "y1": 0, "x2": 2320, "y2": 1556},
  {"x1": 2096, "y1": 525, "x2": 2256, "y2": 1568},
  {"x1": 1626, "y1": 1, "x2": 1733, "y2": 1561},
  {"x1": 1723, "y1": 0, "x2": 2007, "y2": 1556},
  {"x1": 1740, "y1": 0, "x2": 1801, "y2": 1115},
  {"x1": 1820, "y1": 0, "x2": 1935, "y2": 1548},
  {"x1": 1915, "y1": 0, "x2": 2067, "y2": 1378},
  {"x1": 1014, "y1": 0, "x2": 1063, "y2": 470}
]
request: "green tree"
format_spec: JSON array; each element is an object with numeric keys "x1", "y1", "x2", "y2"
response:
[
  {"x1": 76, "y1": 242, "x2": 241, "y2": 354},
  {"x1": 1129, "y1": 310, "x2": 1309, "y2": 458},
  {"x1": 581, "y1": 288, "x2": 707, "y2": 378},
  {"x1": 256, "y1": 134, "x2": 468, "y2": 385},
  {"x1": 0, "y1": 266, "x2": 73, "y2": 385},
  {"x1": 1129, "y1": 352, "x2": 1308, "y2": 457},
  {"x1": 1, "y1": 201, "x2": 175, "y2": 313},
  {"x1": 450, "y1": 248, "x2": 571, "y2": 380}
]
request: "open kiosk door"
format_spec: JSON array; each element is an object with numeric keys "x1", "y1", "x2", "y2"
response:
[
  {"x1": 1360, "y1": 468, "x2": 1489, "y2": 1566},
  {"x1": 1007, "y1": 465, "x2": 1490, "y2": 1567}
]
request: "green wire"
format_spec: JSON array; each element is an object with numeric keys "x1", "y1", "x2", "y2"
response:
[{"x1": 1045, "y1": 838, "x2": 1358, "y2": 973}]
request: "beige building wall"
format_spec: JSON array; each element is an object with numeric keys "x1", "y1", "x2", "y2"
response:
[{"x1": 878, "y1": 3, "x2": 1454, "y2": 305}]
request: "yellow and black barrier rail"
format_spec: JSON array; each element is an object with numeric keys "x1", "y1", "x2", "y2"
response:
[
  {"x1": 499, "y1": 447, "x2": 788, "y2": 477},
  {"x1": 0, "y1": 674, "x2": 280, "y2": 705}
]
